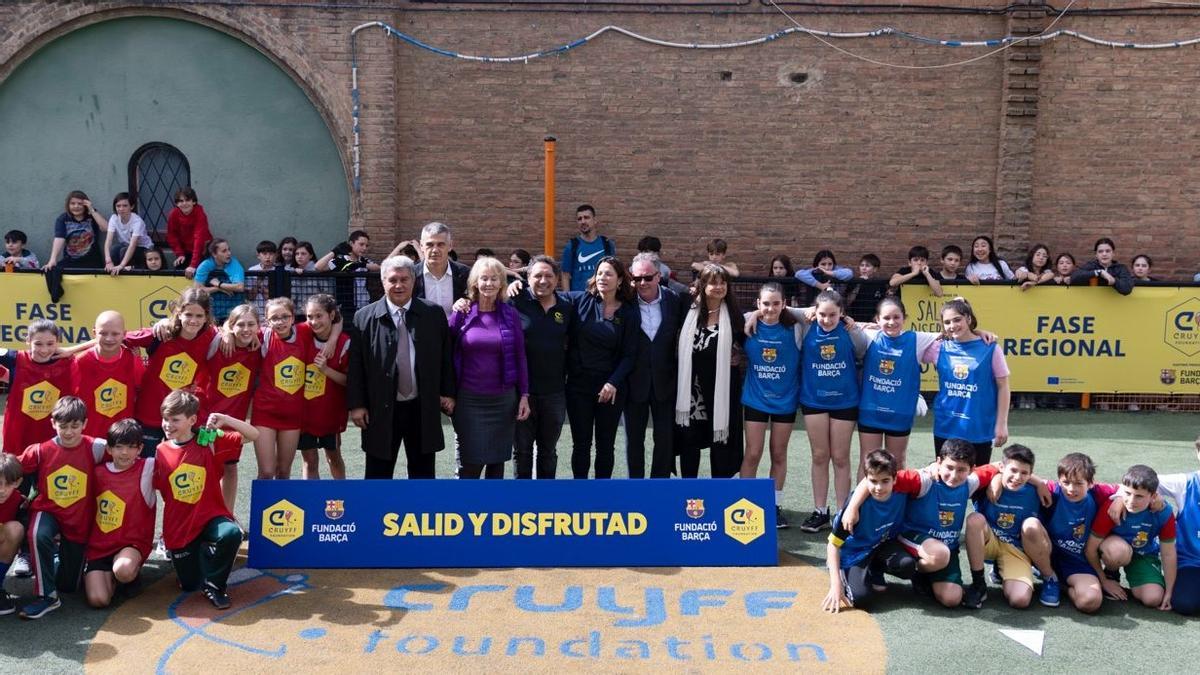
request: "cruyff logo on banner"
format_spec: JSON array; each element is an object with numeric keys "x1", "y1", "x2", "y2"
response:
[
  {"x1": 263, "y1": 499, "x2": 305, "y2": 547},
  {"x1": 1164, "y1": 297, "x2": 1200, "y2": 357},
  {"x1": 723, "y1": 499, "x2": 765, "y2": 545}
]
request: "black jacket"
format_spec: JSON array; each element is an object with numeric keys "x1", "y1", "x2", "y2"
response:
[
  {"x1": 1070, "y1": 260, "x2": 1134, "y2": 295},
  {"x1": 413, "y1": 260, "x2": 470, "y2": 306},
  {"x1": 628, "y1": 286, "x2": 685, "y2": 403},
  {"x1": 346, "y1": 296, "x2": 455, "y2": 458}
]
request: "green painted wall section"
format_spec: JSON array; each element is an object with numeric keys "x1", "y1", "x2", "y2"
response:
[{"x1": 0, "y1": 16, "x2": 349, "y2": 265}]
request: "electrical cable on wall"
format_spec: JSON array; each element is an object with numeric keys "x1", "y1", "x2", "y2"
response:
[{"x1": 348, "y1": 6, "x2": 1200, "y2": 190}]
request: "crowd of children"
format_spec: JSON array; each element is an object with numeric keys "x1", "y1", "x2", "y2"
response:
[{"x1": 0, "y1": 285, "x2": 351, "y2": 619}]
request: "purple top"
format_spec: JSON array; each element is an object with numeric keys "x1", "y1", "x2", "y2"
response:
[{"x1": 449, "y1": 302, "x2": 529, "y2": 397}]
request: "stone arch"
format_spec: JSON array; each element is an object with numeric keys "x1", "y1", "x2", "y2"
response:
[{"x1": 0, "y1": 2, "x2": 356, "y2": 207}]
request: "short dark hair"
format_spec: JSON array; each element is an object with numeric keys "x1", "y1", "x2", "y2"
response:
[
  {"x1": 637, "y1": 236, "x2": 662, "y2": 253},
  {"x1": 0, "y1": 453, "x2": 23, "y2": 484},
  {"x1": 1002, "y1": 443, "x2": 1035, "y2": 468},
  {"x1": 528, "y1": 254, "x2": 560, "y2": 277},
  {"x1": 174, "y1": 187, "x2": 198, "y2": 203},
  {"x1": 1122, "y1": 464, "x2": 1158, "y2": 493},
  {"x1": 112, "y1": 192, "x2": 133, "y2": 210},
  {"x1": 1057, "y1": 452, "x2": 1096, "y2": 482},
  {"x1": 941, "y1": 244, "x2": 963, "y2": 259},
  {"x1": 51, "y1": 396, "x2": 88, "y2": 425},
  {"x1": 475, "y1": 248, "x2": 495, "y2": 257},
  {"x1": 907, "y1": 246, "x2": 930, "y2": 261},
  {"x1": 865, "y1": 449, "x2": 898, "y2": 477},
  {"x1": 576, "y1": 204, "x2": 595, "y2": 217},
  {"x1": 1094, "y1": 237, "x2": 1116, "y2": 252},
  {"x1": 348, "y1": 230, "x2": 370, "y2": 244},
  {"x1": 256, "y1": 240, "x2": 278, "y2": 254},
  {"x1": 106, "y1": 418, "x2": 144, "y2": 449},
  {"x1": 4, "y1": 229, "x2": 27, "y2": 244},
  {"x1": 937, "y1": 438, "x2": 976, "y2": 466},
  {"x1": 707, "y1": 238, "x2": 728, "y2": 255},
  {"x1": 860, "y1": 253, "x2": 881, "y2": 268},
  {"x1": 511, "y1": 248, "x2": 531, "y2": 266},
  {"x1": 161, "y1": 390, "x2": 200, "y2": 418}
]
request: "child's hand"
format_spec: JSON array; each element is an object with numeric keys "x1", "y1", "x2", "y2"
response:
[
  {"x1": 821, "y1": 582, "x2": 849, "y2": 614},
  {"x1": 1159, "y1": 594, "x2": 1173, "y2": 612},
  {"x1": 1035, "y1": 480, "x2": 1053, "y2": 508},
  {"x1": 841, "y1": 506, "x2": 859, "y2": 533},
  {"x1": 153, "y1": 318, "x2": 173, "y2": 342},
  {"x1": 205, "y1": 413, "x2": 226, "y2": 429},
  {"x1": 977, "y1": 329, "x2": 998, "y2": 344},
  {"x1": 314, "y1": 352, "x2": 328, "y2": 369},
  {"x1": 987, "y1": 473, "x2": 1004, "y2": 503},
  {"x1": 743, "y1": 309, "x2": 763, "y2": 335},
  {"x1": 1101, "y1": 576, "x2": 1127, "y2": 601},
  {"x1": 1107, "y1": 496, "x2": 1127, "y2": 524}
]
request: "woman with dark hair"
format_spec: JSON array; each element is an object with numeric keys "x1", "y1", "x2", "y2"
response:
[
  {"x1": 965, "y1": 235, "x2": 1014, "y2": 283},
  {"x1": 46, "y1": 190, "x2": 107, "y2": 270},
  {"x1": 565, "y1": 256, "x2": 640, "y2": 479},
  {"x1": 1070, "y1": 238, "x2": 1134, "y2": 295},
  {"x1": 449, "y1": 257, "x2": 530, "y2": 479},
  {"x1": 1131, "y1": 254, "x2": 1157, "y2": 283},
  {"x1": 675, "y1": 263, "x2": 745, "y2": 479},
  {"x1": 1014, "y1": 243, "x2": 1054, "y2": 290}
]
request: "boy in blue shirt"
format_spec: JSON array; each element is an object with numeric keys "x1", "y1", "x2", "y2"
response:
[
  {"x1": 962, "y1": 444, "x2": 1057, "y2": 609},
  {"x1": 1086, "y1": 464, "x2": 1176, "y2": 611},
  {"x1": 1040, "y1": 452, "x2": 1117, "y2": 614},
  {"x1": 1155, "y1": 436, "x2": 1200, "y2": 615},
  {"x1": 822, "y1": 450, "x2": 913, "y2": 612},
  {"x1": 842, "y1": 438, "x2": 997, "y2": 608}
]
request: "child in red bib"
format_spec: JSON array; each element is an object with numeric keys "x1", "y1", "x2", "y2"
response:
[
  {"x1": 73, "y1": 311, "x2": 144, "y2": 439},
  {"x1": 202, "y1": 303, "x2": 263, "y2": 513},
  {"x1": 299, "y1": 294, "x2": 351, "y2": 479},
  {"x1": 252, "y1": 298, "x2": 312, "y2": 480},
  {"x1": 0, "y1": 454, "x2": 25, "y2": 615},
  {"x1": 17, "y1": 397, "x2": 108, "y2": 620},
  {"x1": 154, "y1": 390, "x2": 257, "y2": 610},
  {"x1": 2, "y1": 319, "x2": 76, "y2": 455},
  {"x1": 84, "y1": 419, "x2": 156, "y2": 608}
]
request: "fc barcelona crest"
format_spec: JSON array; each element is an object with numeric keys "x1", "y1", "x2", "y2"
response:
[
  {"x1": 686, "y1": 499, "x2": 705, "y2": 519},
  {"x1": 953, "y1": 363, "x2": 970, "y2": 380},
  {"x1": 997, "y1": 512, "x2": 1015, "y2": 530},
  {"x1": 1072, "y1": 522, "x2": 1085, "y2": 539},
  {"x1": 762, "y1": 348, "x2": 777, "y2": 364},
  {"x1": 325, "y1": 499, "x2": 345, "y2": 520},
  {"x1": 938, "y1": 510, "x2": 955, "y2": 527},
  {"x1": 820, "y1": 344, "x2": 837, "y2": 361},
  {"x1": 879, "y1": 359, "x2": 895, "y2": 375}
]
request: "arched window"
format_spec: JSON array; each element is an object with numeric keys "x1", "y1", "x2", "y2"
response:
[{"x1": 128, "y1": 143, "x2": 191, "y2": 243}]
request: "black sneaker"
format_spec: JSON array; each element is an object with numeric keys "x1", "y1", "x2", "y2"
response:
[
  {"x1": 798, "y1": 510, "x2": 831, "y2": 533},
  {"x1": 202, "y1": 584, "x2": 231, "y2": 610},
  {"x1": 775, "y1": 506, "x2": 790, "y2": 530},
  {"x1": 962, "y1": 583, "x2": 987, "y2": 610},
  {"x1": 0, "y1": 592, "x2": 16, "y2": 616}
]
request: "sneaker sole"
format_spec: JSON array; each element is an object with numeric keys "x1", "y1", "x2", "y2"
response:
[
  {"x1": 1039, "y1": 598, "x2": 1060, "y2": 607},
  {"x1": 798, "y1": 524, "x2": 830, "y2": 533},
  {"x1": 20, "y1": 603, "x2": 61, "y2": 620}
]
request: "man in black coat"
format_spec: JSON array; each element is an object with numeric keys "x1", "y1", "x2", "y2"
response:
[
  {"x1": 412, "y1": 221, "x2": 470, "y2": 317},
  {"x1": 347, "y1": 255, "x2": 455, "y2": 478},
  {"x1": 624, "y1": 252, "x2": 685, "y2": 478}
]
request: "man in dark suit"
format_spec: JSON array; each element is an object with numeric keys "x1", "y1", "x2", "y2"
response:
[
  {"x1": 412, "y1": 221, "x2": 470, "y2": 317},
  {"x1": 624, "y1": 252, "x2": 684, "y2": 478},
  {"x1": 347, "y1": 255, "x2": 455, "y2": 478}
]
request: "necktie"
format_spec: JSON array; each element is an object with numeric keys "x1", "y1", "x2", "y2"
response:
[{"x1": 396, "y1": 309, "x2": 415, "y2": 399}]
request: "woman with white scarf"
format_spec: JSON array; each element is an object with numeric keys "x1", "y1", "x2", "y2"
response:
[{"x1": 675, "y1": 264, "x2": 745, "y2": 478}]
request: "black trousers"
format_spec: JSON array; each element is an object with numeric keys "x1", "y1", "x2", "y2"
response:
[
  {"x1": 364, "y1": 398, "x2": 436, "y2": 479},
  {"x1": 513, "y1": 392, "x2": 566, "y2": 479},
  {"x1": 566, "y1": 373, "x2": 626, "y2": 479},
  {"x1": 624, "y1": 391, "x2": 676, "y2": 479}
]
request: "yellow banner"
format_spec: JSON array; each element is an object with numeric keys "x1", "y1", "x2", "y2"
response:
[
  {"x1": 901, "y1": 284, "x2": 1200, "y2": 393},
  {"x1": 0, "y1": 273, "x2": 193, "y2": 349}
]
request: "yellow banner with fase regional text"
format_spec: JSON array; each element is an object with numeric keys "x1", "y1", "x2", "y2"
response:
[
  {"x1": 0, "y1": 273, "x2": 193, "y2": 348},
  {"x1": 900, "y1": 284, "x2": 1200, "y2": 394}
]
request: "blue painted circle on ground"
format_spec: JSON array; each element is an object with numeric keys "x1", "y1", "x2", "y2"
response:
[{"x1": 298, "y1": 628, "x2": 327, "y2": 640}]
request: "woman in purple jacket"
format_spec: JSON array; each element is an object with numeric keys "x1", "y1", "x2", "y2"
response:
[{"x1": 448, "y1": 256, "x2": 531, "y2": 478}]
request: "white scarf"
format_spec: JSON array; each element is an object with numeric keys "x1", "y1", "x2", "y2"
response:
[{"x1": 675, "y1": 303, "x2": 732, "y2": 443}]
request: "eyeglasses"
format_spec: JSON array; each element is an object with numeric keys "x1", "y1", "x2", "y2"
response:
[{"x1": 630, "y1": 274, "x2": 659, "y2": 283}]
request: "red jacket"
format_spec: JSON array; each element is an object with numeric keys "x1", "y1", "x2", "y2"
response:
[{"x1": 166, "y1": 204, "x2": 213, "y2": 264}]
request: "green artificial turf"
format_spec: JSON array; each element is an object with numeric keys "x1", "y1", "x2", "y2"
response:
[{"x1": 0, "y1": 403, "x2": 1196, "y2": 672}]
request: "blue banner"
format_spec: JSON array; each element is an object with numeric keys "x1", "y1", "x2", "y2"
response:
[{"x1": 247, "y1": 479, "x2": 778, "y2": 568}]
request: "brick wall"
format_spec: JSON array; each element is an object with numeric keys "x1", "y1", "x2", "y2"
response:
[{"x1": 2, "y1": 1, "x2": 1199, "y2": 277}]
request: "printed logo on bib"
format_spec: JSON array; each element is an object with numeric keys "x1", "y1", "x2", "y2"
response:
[
  {"x1": 761, "y1": 347, "x2": 777, "y2": 363},
  {"x1": 21, "y1": 380, "x2": 61, "y2": 421},
  {"x1": 217, "y1": 362, "x2": 252, "y2": 398},
  {"x1": 262, "y1": 499, "x2": 305, "y2": 547},
  {"x1": 951, "y1": 360, "x2": 971, "y2": 380},
  {"x1": 1072, "y1": 522, "x2": 1086, "y2": 540},
  {"x1": 819, "y1": 344, "x2": 837, "y2": 361},
  {"x1": 724, "y1": 498, "x2": 766, "y2": 545},
  {"x1": 275, "y1": 356, "x2": 305, "y2": 394},
  {"x1": 1132, "y1": 530, "x2": 1149, "y2": 549},
  {"x1": 939, "y1": 510, "x2": 955, "y2": 527},
  {"x1": 169, "y1": 463, "x2": 205, "y2": 504},
  {"x1": 304, "y1": 363, "x2": 327, "y2": 400},
  {"x1": 159, "y1": 353, "x2": 198, "y2": 390},
  {"x1": 997, "y1": 512, "x2": 1016, "y2": 530},
  {"x1": 96, "y1": 490, "x2": 127, "y2": 533},
  {"x1": 878, "y1": 359, "x2": 895, "y2": 375},
  {"x1": 47, "y1": 464, "x2": 88, "y2": 508},
  {"x1": 94, "y1": 378, "x2": 128, "y2": 418}
]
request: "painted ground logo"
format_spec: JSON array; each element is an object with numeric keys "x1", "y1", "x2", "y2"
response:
[
  {"x1": 723, "y1": 499, "x2": 765, "y2": 545},
  {"x1": 1164, "y1": 297, "x2": 1200, "y2": 356},
  {"x1": 263, "y1": 500, "x2": 305, "y2": 547}
]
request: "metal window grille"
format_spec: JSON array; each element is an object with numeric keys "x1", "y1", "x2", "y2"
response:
[{"x1": 128, "y1": 143, "x2": 191, "y2": 244}]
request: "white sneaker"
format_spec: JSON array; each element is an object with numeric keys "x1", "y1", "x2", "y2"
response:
[
  {"x1": 11, "y1": 553, "x2": 31, "y2": 578},
  {"x1": 152, "y1": 538, "x2": 169, "y2": 561}
]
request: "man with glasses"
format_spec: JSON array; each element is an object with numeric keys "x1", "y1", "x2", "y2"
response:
[{"x1": 624, "y1": 252, "x2": 684, "y2": 478}]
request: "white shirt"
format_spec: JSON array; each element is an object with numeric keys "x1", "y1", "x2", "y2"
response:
[
  {"x1": 385, "y1": 296, "x2": 418, "y2": 401},
  {"x1": 637, "y1": 287, "x2": 664, "y2": 341},
  {"x1": 423, "y1": 265, "x2": 455, "y2": 317},
  {"x1": 107, "y1": 212, "x2": 152, "y2": 249},
  {"x1": 965, "y1": 259, "x2": 1014, "y2": 281}
]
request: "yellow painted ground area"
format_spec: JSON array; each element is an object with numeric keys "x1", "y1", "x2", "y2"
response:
[{"x1": 85, "y1": 554, "x2": 886, "y2": 674}]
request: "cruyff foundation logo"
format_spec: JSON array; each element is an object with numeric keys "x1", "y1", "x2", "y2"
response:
[
  {"x1": 1164, "y1": 297, "x2": 1200, "y2": 357},
  {"x1": 263, "y1": 499, "x2": 305, "y2": 547},
  {"x1": 139, "y1": 285, "x2": 179, "y2": 328},
  {"x1": 723, "y1": 499, "x2": 765, "y2": 545},
  {"x1": 21, "y1": 380, "x2": 60, "y2": 420}
]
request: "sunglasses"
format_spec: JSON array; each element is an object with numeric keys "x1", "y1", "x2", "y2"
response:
[{"x1": 630, "y1": 274, "x2": 659, "y2": 283}]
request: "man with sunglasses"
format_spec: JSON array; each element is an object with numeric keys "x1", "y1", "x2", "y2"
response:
[{"x1": 624, "y1": 253, "x2": 684, "y2": 478}]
